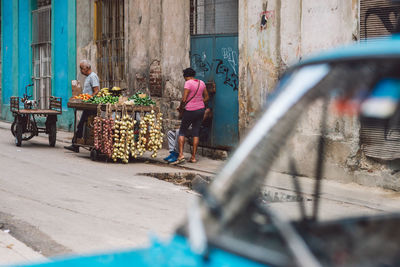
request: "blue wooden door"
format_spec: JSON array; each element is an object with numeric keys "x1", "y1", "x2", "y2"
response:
[{"x1": 190, "y1": 35, "x2": 239, "y2": 149}]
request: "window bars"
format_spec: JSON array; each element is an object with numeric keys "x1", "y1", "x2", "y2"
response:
[
  {"x1": 95, "y1": 0, "x2": 125, "y2": 89},
  {"x1": 32, "y1": 4, "x2": 51, "y2": 109},
  {"x1": 190, "y1": 0, "x2": 238, "y2": 35}
]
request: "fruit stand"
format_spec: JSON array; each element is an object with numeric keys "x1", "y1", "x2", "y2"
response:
[{"x1": 67, "y1": 91, "x2": 163, "y2": 163}]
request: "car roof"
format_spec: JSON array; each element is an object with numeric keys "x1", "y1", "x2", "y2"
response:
[{"x1": 292, "y1": 34, "x2": 400, "y2": 68}]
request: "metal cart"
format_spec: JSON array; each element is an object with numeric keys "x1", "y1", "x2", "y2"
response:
[{"x1": 10, "y1": 96, "x2": 62, "y2": 147}]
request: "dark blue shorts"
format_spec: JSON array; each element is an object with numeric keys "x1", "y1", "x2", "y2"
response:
[{"x1": 179, "y1": 108, "x2": 205, "y2": 137}]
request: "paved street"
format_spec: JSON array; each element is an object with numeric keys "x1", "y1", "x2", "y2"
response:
[
  {"x1": 0, "y1": 126, "x2": 200, "y2": 265},
  {"x1": 2, "y1": 122, "x2": 400, "y2": 266}
]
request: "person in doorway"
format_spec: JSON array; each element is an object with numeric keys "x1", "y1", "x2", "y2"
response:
[
  {"x1": 164, "y1": 107, "x2": 212, "y2": 163},
  {"x1": 64, "y1": 60, "x2": 100, "y2": 152},
  {"x1": 174, "y1": 68, "x2": 209, "y2": 164}
]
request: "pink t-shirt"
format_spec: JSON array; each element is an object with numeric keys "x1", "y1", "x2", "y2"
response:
[{"x1": 184, "y1": 79, "x2": 205, "y2": 111}]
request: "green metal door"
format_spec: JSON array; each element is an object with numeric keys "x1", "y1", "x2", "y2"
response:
[
  {"x1": 190, "y1": 0, "x2": 238, "y2": 149},
  {"x1": 190, "y1": 35, "x2": 238, "y2": 149}
]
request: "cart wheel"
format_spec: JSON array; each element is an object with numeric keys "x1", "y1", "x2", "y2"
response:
[
  {"x1": 15, "y1": 121, "x2": 22, "y2": 147},
  {"x1": 11, "y1": 119, "x2": 36, "y2": 141},
  {"x1": 90, "y1": 149, "x2": 98, "y2": 161},
  {"x1": 48, "y1": 123, "x2": 57, "y2": 147},
  {"x1": 11, "y1": 119, "x2": 17, "y2": 136}
]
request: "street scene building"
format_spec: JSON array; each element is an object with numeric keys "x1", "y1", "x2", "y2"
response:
[
  {"x1": 1, "y1": 1, "x2": 400, "y2": 265},
  {"x1": 1, "y1": 0, "x2": 399, "y2": 189}
]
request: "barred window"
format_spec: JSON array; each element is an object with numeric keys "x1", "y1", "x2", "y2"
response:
[
  {"x1": 32, "y1": 3, "x2": 51, "y2": 109},
  {"x1": 360, "y1": 0, "x2": 400, "y2": 40},
  {"x1": 190, "y1": 0, "x2": 238, "y2": 35},
  {"x1": 94, "y1": 0, "x2": 125, "y2": 88}
]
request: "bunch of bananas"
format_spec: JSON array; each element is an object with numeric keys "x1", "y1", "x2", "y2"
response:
[{"x1": 97, "y1": 88, "x2": 111, "y2": 97}]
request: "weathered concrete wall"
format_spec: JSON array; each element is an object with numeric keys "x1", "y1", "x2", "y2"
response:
[
  {"x1": 124, "y1": 0, "x2": 190, "y2": 131},
  {"x1": 273, "y1": 100, "x2": 361, "y2": 182},
  {"x1": 299, "y1": 0, "x2": 354, "y2": 57},
  {"x1": 238, "y1": 0, "x2": 399, "y2": 190},
  {"x1": 160, "y1": 0, "x2": 190, "y2": 130},
  {"x1": 239, "y1": 0, "x2": 281, "y2": 135},
  {"x1": 283, "y1": 0, "x2": 360, "y2": 187},
  {"x1": 239, "y1": 0, "x2": 357, "y2": 135},
  {"x1": 272, "y1": 97, "x2": 400, "y2": 191},
  {"x1": 76, "y1": 0, "x2": 97, "y2": 88},
  {"x1": 126, "y1": 0, "x2": 161, "y2": 93}
]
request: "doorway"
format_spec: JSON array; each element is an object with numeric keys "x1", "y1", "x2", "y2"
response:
[{"x1": 190, "y1": 0, "x2": 239, "y2": 149}]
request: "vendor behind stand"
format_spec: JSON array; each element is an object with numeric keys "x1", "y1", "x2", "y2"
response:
[{"x1": 64, "y1": 60, "x2": 99, "y2": 152}]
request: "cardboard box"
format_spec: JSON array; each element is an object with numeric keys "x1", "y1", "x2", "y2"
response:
[{"x1": 71, "y1": 80, "x2": 82, "y2": 96}]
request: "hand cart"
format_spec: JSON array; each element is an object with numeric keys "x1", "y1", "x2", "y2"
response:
[
  {"x1": 67, "y1": 100, "x2": 158, "y2": 161},
  {"x1": 10, "y1": 96, "x2": 62, "y2": 147}
]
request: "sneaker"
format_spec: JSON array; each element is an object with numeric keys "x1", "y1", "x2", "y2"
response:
[
  {"x1": 167, "y1": 152, "x2": 179, "y2": 163},
  {"x1": 163, "y1": 152, "x2": 174, "y2": 161},
  {"x1": 64, "y1": 145, "x2": 79, "y2": 153},
  {"x1": 164, "y1": 151, "x2": 178, "y2": 162}
]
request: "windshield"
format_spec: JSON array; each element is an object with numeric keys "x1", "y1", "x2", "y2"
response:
[{"x1": 191, "y1": 58, "x2": 400, "y2": 266}]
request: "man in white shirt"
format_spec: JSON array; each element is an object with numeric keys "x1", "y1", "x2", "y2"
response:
[{"x1": 64, "y1": 60, "x2": 99, "y2": 152}]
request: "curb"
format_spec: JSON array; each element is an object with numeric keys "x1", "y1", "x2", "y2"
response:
[{"x1": 140, "y1": 156, "x2": 218, "y2": 175}]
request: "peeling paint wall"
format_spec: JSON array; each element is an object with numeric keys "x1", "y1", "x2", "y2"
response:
[
  {"x1": 239, "y1": 0, "x2": 357, "y2": 135},
  {"x1": 124, "y1": 0, "x2": 190, "y2": 130},
  {"x1": 238, "y1": 0, "x2": 394, "y2": 189},
  {"x1": 76, "y1": 0, "x2": 97, "y2": 88},
  {"x1": 239, "y1": 0, "x2": 282, "y2": 135},
  {"x1": 160, "y1": 0, "x2": 190, "y2": 130},
  {"x1": 300, "y1": 0, "x2": 354, "y2": 57}
]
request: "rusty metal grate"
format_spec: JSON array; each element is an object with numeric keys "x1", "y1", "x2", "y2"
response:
[
  {"x1": 95, "y1": 0, "x2": 125, "y2": 89},
  {"x1": 190, "y1": 0, "x2": 238, "y2": 35},
  {"x1": 360, "y1": 0, "x2": 400, "y2": 40},
  {"x1": 360, "y1": 117, "x2": 400, "y2": 160}
]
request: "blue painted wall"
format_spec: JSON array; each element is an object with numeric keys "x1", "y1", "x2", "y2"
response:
[
  {"x1": 1, "y1": 1, "x2": 19, "y2": 121},
  {"x1": 53, "y1": 0, "x2": 76, "y2": 130},
  {"x1": 1, "y1": 0, "x2": 76, "y2": 130},
  {"x1": 18, "y1": 0, "x2": 32, "y2": 97}
]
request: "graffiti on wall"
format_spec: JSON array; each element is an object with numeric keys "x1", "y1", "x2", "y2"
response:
[
  {"x1": 260, "y1": 10, "x2": 275, "y2": 30},
  {"x1": 222, "y1": 47, "x2": 238, "y2": 75},
  {"x1": 260, "y1": 1, "x2": 275, "y2": 31},
  {"x1": 214, "y1": 59, "x2": 238, "y2": 91},
  {"x1": 191, "y1": 47, "x2": 238, "y2": 91},
  {"x1": 191, "y1": 52, "x2": 212, "y2": 78},
  {"x1": 363, "y1": 6, "x2": 400, "y2": 39}
]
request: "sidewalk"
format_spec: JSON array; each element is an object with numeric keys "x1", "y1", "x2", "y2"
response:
[
  {"x1": 0, "y1": 120, "x2": 224, "y2": 175},
  {"x1": 0, "y1": 230, "x2": 46, "y2": 266}
]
